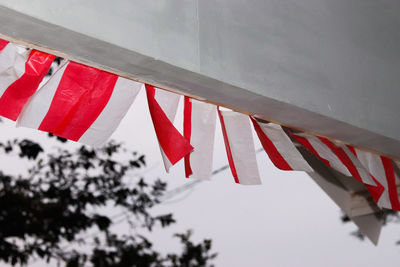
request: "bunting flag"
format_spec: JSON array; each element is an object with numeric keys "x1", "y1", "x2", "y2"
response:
[
  {"x1": 320, "y1": 139, "x2": 384, "y2": 203},
  {"x1": 352, "y1": 148, "x2": 400, "y2": 210},
  {"x1": 250, "y1": 117, "x2": 313, "y2": 172},
  {"x1": 218, "y1": 109, "x2": 261, "y2": 185},
  {"x1": 1, "y1": 37, "x2": 400, "y2": 224},
  {"x1": 183, "y1": 97, "x2": 216, "y2": 180},
  {"x1": 145, "y1": 84, "x2": 193, "y2": 172},
  {"x1": 1, "y1": 37, "x2": 400, "y2": 245},
  {"x1": 17, "y1": 61, "x2": 141, "y2": 147},
  {"x1": 290, "y1": 133, "x2": 352, "y2": 176},
  {"x1": 291, "y1": 132, "x2": 384, "y2": 202},
  {"x1": 0, "y1": 40, "x2": 28, "y2": 94},
  {"x1": 0, "y1": 39, "x2": 55, "y2": 121}
]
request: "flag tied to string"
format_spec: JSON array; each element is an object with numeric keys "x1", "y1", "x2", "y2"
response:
[
  {"x1": 0, "y1": 37, "x2": 400, "y2": 228},
  {"x1": 145, "y1": 84, "x2": 193, "y2": 172},
  {"x1": 0, "y1": 40, "x2": 54, "y2": 121},
  {"x1": 17, "y1": 61, "x2": 142, "y2": 147},
  {"x1": 217, "y1": 109, "x2": 261, "y2": 185},
  {"x1": 183, "y1": 97, "x2": 216, "y2": 180}
]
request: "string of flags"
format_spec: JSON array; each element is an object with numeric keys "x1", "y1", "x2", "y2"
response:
[{"x1": 0, "y1": 38, "x2": 399, "y2": 243}]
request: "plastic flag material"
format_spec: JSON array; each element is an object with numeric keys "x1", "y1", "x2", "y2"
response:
[
  {"x1": 17, "y1": 61, "x2": 141, "y2": 146},
  {"x1": 0, "y1": 39, "x2": 55, "y2": 121},
  {"x1": 321, "y1": 139, "x2": 384, "y2": 203},
  {"x1": 307, "y1": 170, "x2": 383, "y2": 245},
  {"x1": 353, "y1": 148, "x2": 400, "y2": 210},
  {"x1": 0, "y1": 37, "x2": 399, "y2": 245},
  {"x1": 184, "y1": 97, "x2": 216, "y2": 180},
  {"x1": 218, "y1": 109, "x2": 261, "y2": 185},
  {"x1": 291, "y1": 133, "x2": 352, "y2": 176},
  {"x1": 318, "y1": 138, "x2": 376, "y2": 186},
  {"x1": 145, "y1": 84, "x2": 193, "y2": 172},
  {"x1": 250, "y1": 117, "x2": 313, "y2": 172},
  {"x1": 1, "y1": 37, "x2": 400, "y2": 230},
  {"x1": 292, "y1": 132, "x2": 384, "y2": 203}
]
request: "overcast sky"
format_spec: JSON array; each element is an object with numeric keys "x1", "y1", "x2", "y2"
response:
[{"x1": 1, "y1": 87, "x2": 400, "y2": 267}]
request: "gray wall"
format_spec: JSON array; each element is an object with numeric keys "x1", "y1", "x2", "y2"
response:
[{"x1": 0, "y1": 1, "x2": 400, "y2": 158}]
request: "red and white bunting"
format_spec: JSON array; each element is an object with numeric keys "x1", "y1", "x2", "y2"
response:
[
  {"x1": 250, "y1": 117, "x2": 313, "y2": 172},
  {"x1": 17, "y1": 61, "x2": 141, "y2": 147},
  {"x1": 0, "y1": 39, "x2": 54, "y2": 121},
  {"x1": 292, "y1": 132, "x2": 384, "y2": 202},
  {"x1": 2, "y1": 36, "x2": 400, "y2": 226},
  {"x1": 321, "y1": 139, "x2": 384, "y2": 203},
  {"x1": 291, "y1": 133, "x2": 352, "y2": 176},
  {"x1": 183, "y1": 97, "x2": 216, "y2": 180},
  {"x1": 353, "y1": 148, "x2": 400, "y2": 210},
  {"x1": 145, "y1": 85, "x2": 193, "y2": 172},
  {"x1": 218, "y1": 109, "x2": 261, "y2": 185}
]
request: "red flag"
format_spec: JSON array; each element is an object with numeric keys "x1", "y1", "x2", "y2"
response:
[
  {"x1": 18, "y1": 61, "x2": 142, "y2": 146},
  {"x1": 145, "y1": 84, "x2": 193, "y2": 172},
  {"x1": 0, "y1": 39, "x2": 54, "y2": 120},
  {"x1": 353, "y1": 147, "x2": 399, "y2": 210},
  {"x1": 291, "y1": 132, "x2": 384, "y2": 204}
]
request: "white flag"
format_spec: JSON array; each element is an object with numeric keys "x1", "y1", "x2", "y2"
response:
[
  {"x1": 218, "y1": 109, "x2": 261, "y2": 185},
  {"x1": 184, "y1": 97, "x2": 217, "y2": 180},
  {"x1": 251, "y1": 118, "x2": 312, "y2": 172}
]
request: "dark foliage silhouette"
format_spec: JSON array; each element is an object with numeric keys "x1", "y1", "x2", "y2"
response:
[{"x1": 0, "y1": 134, "x2": 217, "y2": 266}]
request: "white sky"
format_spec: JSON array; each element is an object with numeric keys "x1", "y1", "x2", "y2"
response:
[{"x1": 1, "y1": 88, "x2": 400, "y2": 267}]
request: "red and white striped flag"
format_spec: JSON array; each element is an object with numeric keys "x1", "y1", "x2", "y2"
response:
[
  {"x1": 353, "y1": 148, "x2": 400, "y2": 210},
  {"x1": 183, "y1": 97, "x2": 216, "y2": 180},
  {"x1": 292, "y1": 133, "x2": 384, "y2": 202},
  {"x1": 250, "y1": 117, "x2": 313, "y2": 172},
  {"x1": 0, "y1": 39, "x2": 54, "y2": 120},
  {"x1": 145, "y1": 85, "x2": 193, "y2": 172},
  {"x1": 218, "y1": 109, "x2": 261, "y2": 185},
  {"x1": 17, "y1": 61, "x2": 141, "y2": 146},
  {"x1": 290, "y1": 133, "x2": 351, "y2": 176}
]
